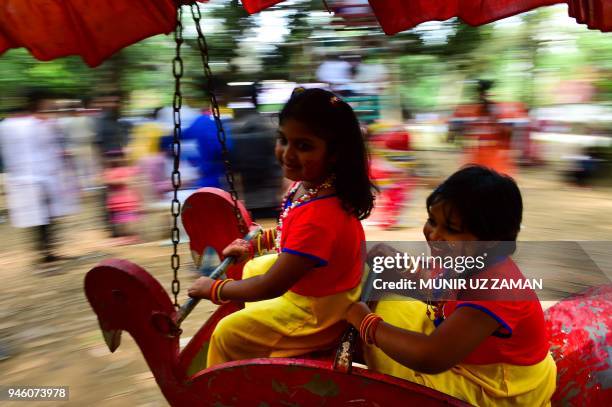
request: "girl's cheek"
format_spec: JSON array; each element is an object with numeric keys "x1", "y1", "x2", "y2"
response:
[
  {"x1": 274, "y1": 145, "x2": 284, "y2": 163},
  {"x1": 423, "y1": 223, "x2": 431, "y2": 239},
  {"x1": 303, "y1": 157, "x2": 323, "y2": 172}
]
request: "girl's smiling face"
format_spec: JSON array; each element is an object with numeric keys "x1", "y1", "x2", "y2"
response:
[
  {"x1": 275, "y1": 119, "x2": 334, "y2": 186},
  {"x1": 423, "y1": 200, "x2": 479, "y2": 256}
]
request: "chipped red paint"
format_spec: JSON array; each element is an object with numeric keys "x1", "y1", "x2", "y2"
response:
[{"x1": 546, "y1": 285, "x2": 612, "y2": 405}]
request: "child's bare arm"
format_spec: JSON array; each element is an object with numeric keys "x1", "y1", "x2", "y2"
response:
[
  {"x1": 347, "y1": 302, "x2": 499, "y2": 374},
  {"x1": 224, "y1": 253, "x2": 317, "y2": 301},
  {"x1": 188, "y1": 253, "x2": 318, "y2": 302}
]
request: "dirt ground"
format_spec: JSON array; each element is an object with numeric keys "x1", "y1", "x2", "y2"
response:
[{"x1": 1, "y1": 150, "x2": 611, "y2": 406}]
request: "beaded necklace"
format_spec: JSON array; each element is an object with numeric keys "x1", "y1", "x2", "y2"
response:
[{"x1": 275, "y1": 176, "x2": 335, "y2": 251}]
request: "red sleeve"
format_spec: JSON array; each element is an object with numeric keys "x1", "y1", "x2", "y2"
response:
[
  {"x1": 455, "y1": 301, "x2": 523, "y2": 338},
  {"x1": 282, "y1": 204, "x2": 338, "y2": 267}
]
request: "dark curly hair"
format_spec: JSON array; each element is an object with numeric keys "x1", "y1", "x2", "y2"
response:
[{"x1": 426, "y1": 165, "x2": 523, "y2": 254}]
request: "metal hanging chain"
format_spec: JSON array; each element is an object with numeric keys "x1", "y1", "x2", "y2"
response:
[
  {"x1": 170, "y1": 6, "x2": 184, "y2": 309},
  {"x1": 322, "y1": 0, "x2": 332, "y2": 13},
  {"x1": 190, "y1": 2, "x2": 248, "y2": 236}
]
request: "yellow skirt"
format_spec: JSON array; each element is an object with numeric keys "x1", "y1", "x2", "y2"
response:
[
  {"x1": 206, "y1": 254, "x2": 361, "y2": 367},
  {"x1": 365, "y1": 298, "x2": 557, "y2": 407}
]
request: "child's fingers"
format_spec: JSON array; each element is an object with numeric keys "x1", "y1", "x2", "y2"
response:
[
  {"x1": 222, "y1": 245, "x2": 248, "y2": 258},
  {"x1": 366, "y1": 243, "x2": 397, "y2": 262},
  {"x1": 188, "y1": 276, "x2": 214, "y2": 298},
  {"x1": 222, "y1": 239, "x2": 250, "y2": 257}
]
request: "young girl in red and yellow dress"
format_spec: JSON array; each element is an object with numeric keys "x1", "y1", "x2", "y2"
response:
[
  {"x1": 188, "y1": 88, "x2": 377, "y2": 367},
  {"x1": 347, "y1": 166, "x2": 556, "y2": 406}
]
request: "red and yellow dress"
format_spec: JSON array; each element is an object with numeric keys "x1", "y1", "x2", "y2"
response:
[
  {"x1": 206, "y1": 194, "x2": 364, "y2": 367},
  {"x1": 366, "y1": 258, "x2": 556, "y2": 406},
  {"x1": 456, "y1": 103, "x2": 516, "y2": 176}
]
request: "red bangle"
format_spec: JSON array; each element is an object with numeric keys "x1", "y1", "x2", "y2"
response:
[
  {"x1": 271, "y1": 229, "x2": 277, "y2": 248},
  {"x1": 363, "y1": 317, "x2": 377, "y2": 343},
  {"x1": 359, "y1": 314, "x2": 375, "y2": 338},
  {"x1": 263, "y1": 229, "x2": 270, "y2": 251},
  {"x1": 359, "y1": 313, "x2": 377, "y2": 342},
  {"x1": 368, "y1": 317, "x2": 383, "y2": 346},
  {"x1": 262, "y1": 228, "x2": 276, "y2": 251},
  {"x1": 359, "y1": 313, "x2": 382, "y2": 346},
  {"x1": 209, "y1": 280, "x2": 223, "y2": 304},
  {"x1": 268, "y1": 229, "x2": 274, "y2": 250}
]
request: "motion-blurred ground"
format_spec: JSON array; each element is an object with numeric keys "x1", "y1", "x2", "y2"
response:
[{"x1": 1, "y1": 150, "x2": 611, "y2": 406}]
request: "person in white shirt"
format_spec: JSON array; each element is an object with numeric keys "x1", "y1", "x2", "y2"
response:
[{"x1": 0, "y1": 90, "x2": 78, "y2": 263}]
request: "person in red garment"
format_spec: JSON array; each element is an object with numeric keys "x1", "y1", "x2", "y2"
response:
[
  {"x1": 346, "y1": 166, "x2": 556, "y2": 406},
  {"x1": 458, "y1": 80, "x2": 516, "y2": 176},
  {"x1": 368, "y1": 125, "x2": 415, "y2": 229},
  {"x1": 102, "y1": 149, "x2": 142, "y2": 243}
]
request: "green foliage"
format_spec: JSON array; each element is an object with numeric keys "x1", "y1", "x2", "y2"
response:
[
  {"x1": 398, "y1": 55, "x2": 444, "y2": 111},
  {"x1": 0, "y1": 49, "x2": 96, "y2": 110},
  {"x1": 201, "y1": 0, "x2": 256, "y2": 63},
  {"x1": 0, "y1": 3, "x2": 610, "y2": 113},
  {"x1": 443, "y1": 21, "x2": 493, "y2": 60}
]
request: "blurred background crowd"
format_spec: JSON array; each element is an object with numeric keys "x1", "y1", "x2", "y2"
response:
[{"x1": 1, "y1": 1, "x2": 611, "y2": 262}]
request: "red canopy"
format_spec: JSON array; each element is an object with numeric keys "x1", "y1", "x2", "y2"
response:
[
  {"x1": 367, "y1": 0, "x2": 564, "y2": 34},
  {"x1": 0, "y1": 0, "x2": 610, "y2": 67},
  {"x1": 0, "y1": 0, "x2": 185, "y2": 67},
  {"x1": 241, "y1": 0, "x2": 611, "y2": 34}
]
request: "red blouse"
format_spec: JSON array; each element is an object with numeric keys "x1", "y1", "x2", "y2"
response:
[
  {"x1": 280, "y1": 195, "x2": 365, "y2": 297},
  {"x1": 442, "y1": 258, "x2": 550, "y2": 365}
]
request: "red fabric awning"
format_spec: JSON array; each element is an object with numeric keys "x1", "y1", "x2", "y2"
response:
[
  {"x1": 0, "y1": 0, "x2": 181, "y2": 67},
  {"x1": 241, "y1": 1, "x2": 566, "y2": 32},
  {"x1": 568, "y1": 0, "x2": 612, "y2": 31},
  {"x1": 241, "y1": 0, "x2": 611, "y2": 34},
  {"x1": 0, "y1": 1, "x2": 610, "y2": 67},
  {"x1": 366, "y1": 0, "x2": 564, "y2": 34}
]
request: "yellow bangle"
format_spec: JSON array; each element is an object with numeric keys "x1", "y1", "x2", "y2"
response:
[{"x1": 257, "y1": 234, "x2": 262, "y2": 256}]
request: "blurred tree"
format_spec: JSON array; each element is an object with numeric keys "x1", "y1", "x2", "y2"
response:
[
  {"x1": 443, "y1": 21, "x2": 493, "y2": 60},
  {"x1": 394, "y1": 20, "x2": 494, "y2": 112},
  {"x1": 194, "y1": 0, "x2": 256, "y2": 66},
  {"x1": 1, "y1": 3, "x2": 610, "y2": 115},
  {"x1": 0, "y1": 49, "x2": 97, "y2": 111},
  {"x1": 261, "y1": 7, "x2": 314, "y2": 80},
  {"x1": 398, "y1": 54, "x2": 444, "y2": 111},
  {"x1": 577, "y1": 31, "x2": 612, "y2": 102}
]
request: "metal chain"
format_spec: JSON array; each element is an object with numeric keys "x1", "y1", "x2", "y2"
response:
[
  {"x1": 170, "y1": 7, "x2": 184, "y2": 309},
  {"x1": 322, "y1": 0, "x2": 332, "y2": 13},
  {"x1": 190, "y1": 2, "x2": 248, "y2": 235}
]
